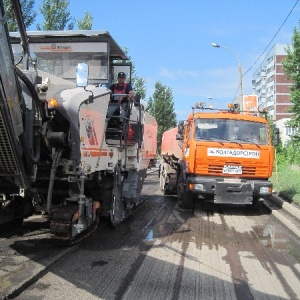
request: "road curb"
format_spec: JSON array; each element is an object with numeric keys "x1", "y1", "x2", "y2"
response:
[
  {"x1": 263, "y1": 194, "x2": 300, "y2": 238},
  {"x1": 269, "y1": 194, "x2": 300, "y2": 221}
]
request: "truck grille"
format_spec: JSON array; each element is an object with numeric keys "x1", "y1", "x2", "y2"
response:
[
  {"x1": 208, "y1": 164, "x2": 256, "y2": 176},
  {"x1": 195, "y1": 161, "x2": 270, "y2": 177}
]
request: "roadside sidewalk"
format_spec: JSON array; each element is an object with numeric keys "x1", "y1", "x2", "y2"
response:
[{"x1": 263, "y1": 194, "x2": 300, "y2": 238}]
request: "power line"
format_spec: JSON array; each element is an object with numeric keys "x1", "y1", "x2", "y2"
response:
[{"x1": 243, "y1": 0, "x2": 299, "y2": 77}]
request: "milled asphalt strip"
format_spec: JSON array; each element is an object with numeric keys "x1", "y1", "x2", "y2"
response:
[
  {"x1": 151, "y1": 166, "x2": 300, "y2": 238},
  {"x1": 6, "y1": 169, "x2": 159, "y2": 298},
  {"x1": 3, "y1": 245, "x2": 78, "y2": 299},
  {"x1": 263, "y1": 195, "x2": 300, "y2": 238}
]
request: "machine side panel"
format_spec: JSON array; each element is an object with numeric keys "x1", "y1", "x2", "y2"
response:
[
  {"x1": 79, "y1": 93, "x2": 111, "y2": 173},
  {"x1": 0, "y1": 3, "x2": 28, "y2": 188}
]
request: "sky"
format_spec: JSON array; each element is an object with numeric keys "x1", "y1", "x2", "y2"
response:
[{"x1": 29, "y1": 0, "x2": 300, "y2": 120}]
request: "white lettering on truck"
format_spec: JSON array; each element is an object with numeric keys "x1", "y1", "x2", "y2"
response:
[{"x1": 208, "y1": 148, "x2": 260, "y2": 159}]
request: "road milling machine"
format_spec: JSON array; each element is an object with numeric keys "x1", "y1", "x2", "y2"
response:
[{"x1": 0, "y1": 0, "x2": 157, "y2": 243}]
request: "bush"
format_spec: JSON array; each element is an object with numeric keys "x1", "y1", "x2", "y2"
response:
[
  {"x1": 276, "y1": 140, "x2": 300, "y2": 165},
  {"x1": 271, "y1": 164, "x2": 300, "y2": 205}
]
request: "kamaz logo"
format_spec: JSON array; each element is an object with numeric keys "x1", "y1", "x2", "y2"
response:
[{"x1": 51, "y1": 44, "x2": 72, "y2": 50}]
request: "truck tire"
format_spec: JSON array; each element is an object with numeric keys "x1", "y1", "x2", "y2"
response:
[
  {"x1": 177, "y1": 171, "x2": 194, "y2": 209},
  {"x1": 13, "y1": 196, "x2": 26, "y2": 226},
  {"x1": 251, "y1": 196, "x2": 260, "y2": 210},
  {"x1": 159, "y1": 166, "x2": 165, "y2": 191},
  {"x1": 159, "y1": 166, "x2": 171, "y2": 195}
]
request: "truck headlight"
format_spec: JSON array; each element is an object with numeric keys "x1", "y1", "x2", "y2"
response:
[
  {"x1": 260, "y1": 186, "x2": 272, "y2": 194},
  {"x1": 194, "y1": 183, "x2": 205, "y2": 191}
]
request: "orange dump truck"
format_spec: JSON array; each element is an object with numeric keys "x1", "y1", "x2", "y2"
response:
[{"x1": 159, "y1": 103, "x2": 278, "y2": 208}]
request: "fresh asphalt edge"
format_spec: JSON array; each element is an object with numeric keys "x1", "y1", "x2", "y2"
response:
[{"x1": 263, "y1": 194, "x2": 300, "y2": 238}]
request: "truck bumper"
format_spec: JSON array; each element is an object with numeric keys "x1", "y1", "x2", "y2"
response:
[{"x1": 186, "y1": 176, "x2": 273, "y2": 205}]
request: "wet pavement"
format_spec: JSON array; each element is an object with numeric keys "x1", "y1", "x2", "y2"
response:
[{"x1": 1, "y1": 171, "x2": 300, "y2": 299}]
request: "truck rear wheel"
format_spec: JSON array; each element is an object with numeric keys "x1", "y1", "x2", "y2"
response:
[
  {"x1": 177, "y1": 171, "x2": 194, "y2": 209},
  {"x1": 159, "y1": 166, "x2": 171, "y2": 195}
]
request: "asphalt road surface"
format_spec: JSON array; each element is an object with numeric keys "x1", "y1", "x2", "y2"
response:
[{"x1": 1, "y1": 170, "x2": 300, "y2": 300}]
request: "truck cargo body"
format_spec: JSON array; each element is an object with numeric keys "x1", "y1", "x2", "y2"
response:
[{"x1": 143, "y1": 113, "x2": 158, "y2": 168}]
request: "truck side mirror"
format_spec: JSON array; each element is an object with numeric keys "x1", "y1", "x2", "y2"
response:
[
  {"x1": 177, "y1": 121, "x2": 184, "y2": 135},
  {"x1": 176, "y1": 121, "x2": 184, "y2": 140},
  {"x1": 76, "y1": 63, "x2": 88, "y2": 87},
  {"x1": 274, "y1": 127, "x2": 280, "y2": 147},
  {"x1": 176, "y1": 133, "x2": 183, "y2": 140}
]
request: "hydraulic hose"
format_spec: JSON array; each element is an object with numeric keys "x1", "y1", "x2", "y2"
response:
[
  {"x1": 15, "y1": 67, "x2": 45, "y2": 166},
  {"x1": 15, "y1": 67, "x2": 46, "y2": 120},
  {"x1": 47, "y1": 149, "x2": 62, "y2": 219}
]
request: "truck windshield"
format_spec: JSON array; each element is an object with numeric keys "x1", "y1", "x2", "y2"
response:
[
  {"x1": 194, "y1": 118, "x2": 269, "y2": 145},
  {"x1": 11, "y1": 42, "x2": 108, "y2": 84}
]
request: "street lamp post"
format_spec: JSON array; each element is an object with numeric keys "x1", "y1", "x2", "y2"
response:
[{"x1": 211, "y1": 43, "x2": 243, "y2": 110}]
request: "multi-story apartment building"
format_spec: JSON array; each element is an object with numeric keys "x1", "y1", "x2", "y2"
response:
[{"x1": 252, "y1": 44, "x2": 294, "y2": 144}]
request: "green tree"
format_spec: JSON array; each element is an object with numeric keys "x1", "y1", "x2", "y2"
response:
[
  {"x1": 282, "y1": 23, "x2": 300, "y2": 129},
  {"x1": 36, "y1": 0, "x2": 74, "y2": 30},
  {"x1": 124, "y1": 50, "x2": 146, "y2": 99},
  {"x1": 77, "y1": 12, "x2": 93, "y2": 30},
  {"x1": 146, "y1": 81, "x2": 177, "y2": 152},
  {"x1": 282, "y1": 22, "x2": 300, "y2": 165},
  {"x1": 4, "y1": 0, "x2": 37, "y2": 31},
  {"x1": 134, "y1": 77, "x2": 146, "y2": 100}
]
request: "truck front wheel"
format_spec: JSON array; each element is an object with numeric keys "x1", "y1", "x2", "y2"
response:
[
  {"x1": 251, "y1": 196, "x2": 260, "y2": 209},
  {"x1": 160, "y1": 167, "x2": 171, "y2": 195},
  {"x1": 177, "y1": 171, "x2": 194, "y2": 209},
  {"x1": 159, "y1": 166, "x2": 165, "y2": 191}
]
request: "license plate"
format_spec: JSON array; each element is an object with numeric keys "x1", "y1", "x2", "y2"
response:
[{"x1": 223, "y1": 165, "x2": 242, "y2": 174}]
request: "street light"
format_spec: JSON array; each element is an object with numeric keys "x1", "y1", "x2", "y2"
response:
[{"x1": 211, "y1": 43, "x2": 243, "y2": 110}]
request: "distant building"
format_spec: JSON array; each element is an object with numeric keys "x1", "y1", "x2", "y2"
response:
[
  {"x1": 276, "y1": 118, "x2": 298, "y2": 145},
  {"x1": 252, "y1": 44, "x2": 294, "y2": 144}
]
